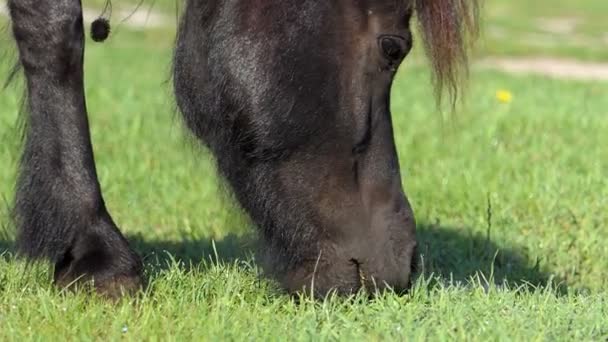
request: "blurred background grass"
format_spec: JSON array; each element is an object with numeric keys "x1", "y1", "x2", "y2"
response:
[{"x1": 80, "y1": 0, "x2": 608, "y2": 61}]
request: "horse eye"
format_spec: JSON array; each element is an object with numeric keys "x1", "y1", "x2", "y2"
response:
[{"x1": 378, "y1": 35, "x2": 410, "y2": 63}]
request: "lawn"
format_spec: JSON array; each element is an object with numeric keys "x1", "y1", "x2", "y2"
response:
[
  {"x1": 480, "y1": 0, "x2": 608, "y2": 61},
  {"x1": 1, "y1": 1, "x2": 608, "y2": 340}
]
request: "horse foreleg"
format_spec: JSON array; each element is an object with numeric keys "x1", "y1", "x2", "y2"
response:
[{"x1": 8, "y1": 0, "x2": 143, "y2": 298}]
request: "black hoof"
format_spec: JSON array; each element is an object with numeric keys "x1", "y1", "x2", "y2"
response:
[
  {"x1": 53, "y1": 231, "x2": 144, "y2": 300},
  {"x1": 54, "y1": 253, "x2": 144, "y2": 299}
]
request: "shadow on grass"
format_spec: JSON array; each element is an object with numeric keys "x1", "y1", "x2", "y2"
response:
[
  {"x1": 416, "y1": 221, "x2": 564, "y2": 291},
  {"x1": 122, "y1": 222, "x2": 563, "y2": 292},
  {"x1": 126, "y1": 232, "x2": 258, "y2": 275},
  {"x1": 0, "y1": 219, "x2": 15, "y2": 260},
  {"x1": 0, "y1": 239, "x2": 13, "y2": 256},
  {"x1": 0, "y1": 222, "x2": 564, "y2": 292}
]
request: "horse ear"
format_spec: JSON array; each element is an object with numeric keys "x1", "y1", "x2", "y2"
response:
[{"x1": 414, "y1": 0, "x2": 480, "y2": 108}]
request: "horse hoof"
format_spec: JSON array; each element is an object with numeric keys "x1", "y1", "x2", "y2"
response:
[
  {"x1": 54, "y1": 252, "x2": 144, "y2": 300},
  {"x1": 55, "y1": 269, "x2": 144, "y2": 300}
]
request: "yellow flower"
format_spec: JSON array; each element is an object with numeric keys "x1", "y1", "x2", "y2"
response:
[{"x1": 496, "y1": 90, "x2": 513, "y2": 104}]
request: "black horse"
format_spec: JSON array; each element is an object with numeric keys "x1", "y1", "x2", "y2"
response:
[{"x1": 6, "y1": 0, "x2": 478, "y2": 298}]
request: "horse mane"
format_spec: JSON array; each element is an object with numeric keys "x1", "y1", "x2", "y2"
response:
[{"x1": 415, "y1": 0, "x2": 480, "y2": 107}]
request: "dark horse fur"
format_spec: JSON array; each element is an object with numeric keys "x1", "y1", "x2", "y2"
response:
[{"x1": 6, "y1": 0, "x2": 478, "y2": 298}]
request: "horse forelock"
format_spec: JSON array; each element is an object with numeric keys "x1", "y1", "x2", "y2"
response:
[{"x1": 414, "y1": 0, "x2": 480, "y2": 107}]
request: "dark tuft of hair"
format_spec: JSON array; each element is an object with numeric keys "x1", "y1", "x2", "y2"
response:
[{"x1": 91, "y1": 18, "x2": 111, "y2": 42}]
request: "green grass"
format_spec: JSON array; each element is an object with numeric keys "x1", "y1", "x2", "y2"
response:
[
  {"x1": 478, "y1": 0, "x2": 608, "y2": 61},
  {"x1": 1, "y1": 4, "x2": 608, "y2": 341}
]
